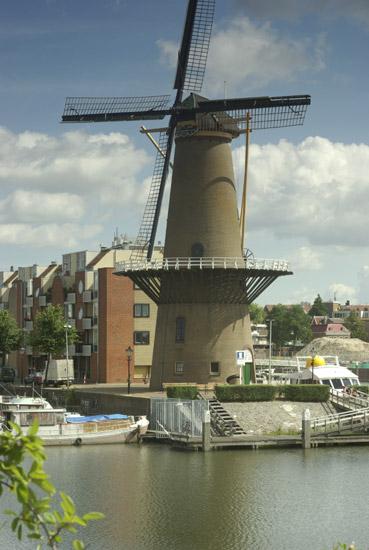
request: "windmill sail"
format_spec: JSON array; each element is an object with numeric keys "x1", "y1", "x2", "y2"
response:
[
  {"x1": 174, "y1": 0, "x2": 215, "y2": 93},
  {"x1": 130, "y1": 131, "x2": 171, "y2": 262}
]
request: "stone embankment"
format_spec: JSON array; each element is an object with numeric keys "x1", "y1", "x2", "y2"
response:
[{"x1": 223, "y1": 401, "x2": 327, "y2": 434}]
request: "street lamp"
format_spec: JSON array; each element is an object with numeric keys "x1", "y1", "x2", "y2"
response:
[
  {"x1": 126, "y1": 346, "x2": 133, "y2": 395},
  {"x1": 64, "y1": 324, "x2": 72, "y2": 389},
  {"x1": 267, "y1": 319, "x2": 274, "y2": 384}
]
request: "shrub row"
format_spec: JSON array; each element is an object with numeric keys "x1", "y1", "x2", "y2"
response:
[
  {"x1": 282, "y1": 384, "x2": 329, "y2": 402},
  {"x1": 166, "y1": 386, "x2": 198, "y2": 399},
  {"x1": 215, "y1": 384, "x2": 277, "y2": 402},
  {"x1": 215, "y1": 384, "x2": 329, "y2": 402},
  {"x1": 166, "y1": 384, "x2": 330, "y2": 402}
]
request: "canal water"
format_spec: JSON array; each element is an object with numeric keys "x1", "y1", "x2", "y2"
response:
[{"x1": 1, "y1": 444, "x2": 368, "y2": 549}]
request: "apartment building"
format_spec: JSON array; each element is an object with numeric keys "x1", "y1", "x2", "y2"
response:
[{"x1": 0, "y1": 243, "x2": 161, "y2": 383}]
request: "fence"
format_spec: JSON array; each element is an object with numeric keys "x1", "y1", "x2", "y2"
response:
[{"x1": 150, "y1": 398, "x2": 209, "y2": 439}]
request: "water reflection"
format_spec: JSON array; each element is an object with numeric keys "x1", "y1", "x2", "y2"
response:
[{"x1": 0, "y1": 445, "x2": 368, "y2": 549}]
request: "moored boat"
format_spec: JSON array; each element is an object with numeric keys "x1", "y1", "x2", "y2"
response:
[{"x1": 0, "y1": 394, "x2": 149, "y2": 445}]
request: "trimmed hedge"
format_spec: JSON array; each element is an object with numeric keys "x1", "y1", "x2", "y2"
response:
[
  {"x1": 215, "y1": 384, "x2": 277, "y2": 402},
  {"x1": 354, "y1": 384, "x2": 369, "y2": 394},
  {"x1": 283, "y1": 384, "x2": 329, "y2": 402},
  {"x1": 166, "y1": 386, "x2": 198, "y2": 400}
]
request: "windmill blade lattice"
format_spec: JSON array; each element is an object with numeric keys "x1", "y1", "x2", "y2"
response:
[
  {"x1": 174, "y1": 0, "x2": 215, "y2": 93},
  {"x1": 62, "y1": 95, "x2": 171, "y2": 123},
  {"x1": 130, "y1": 131, "x2": 170, "y2": 262}
]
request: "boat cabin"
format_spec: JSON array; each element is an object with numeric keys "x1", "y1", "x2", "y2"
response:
[
  {"x1": 0, "y1": 395, "x2": 66, "y2": 428},
  {"x1": 292, "y1": 356, "x2": 360, "y2": 391}
]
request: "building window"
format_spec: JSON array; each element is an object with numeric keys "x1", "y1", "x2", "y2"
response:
[
  {"x1": 210, "y1": 362, "x2": 220, "y2": 376},
  {"x1": 175, "y1": 317, "x2": 185, "y2": 343},
  {"x1": 134, "y1": 304, "x2": 150, "y2": 318},
  {"x1": 134, "y1": 331, "x2": 150, "y2": 345},
  {"x1": 175, "y1": 362, "x2": 184, "y2": 375}
]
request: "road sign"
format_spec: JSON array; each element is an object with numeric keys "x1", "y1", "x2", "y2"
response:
[{"x1": 236, "y1": 350, "x2": 253, "y2": 365}]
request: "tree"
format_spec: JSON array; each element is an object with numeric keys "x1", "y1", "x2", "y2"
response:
[
  {"x1": 28, "y1": 306, "x2": 79, "y2": 383},
  {"x1": 308, "y1": 294, "x2": 329, "y2": 317},
  {"x1": 269, "y1": 304, "x2": 312, "y2": 352},
  {"x1": 343, "y1": 313, "x2": 369, "y2": 341},
  {"x1": 249, "y1": 303, "x2": 265, "y2": 324},
  {"x1": 0, "y1": 310, "x2": 22, "y2": 366},
  {"x1": 0, "y1": 422, "x2": 103, "y2": 548}
]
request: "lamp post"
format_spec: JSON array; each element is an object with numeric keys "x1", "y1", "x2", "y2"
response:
[
  {"x1": 267, "y1": 319, "x2": 274, "y2": 384},
  {"x1": 64, "y1": 324, "x2": 71, "y2": 389},
  {"x1": 126, "y1": 346, "x2": 133, "y2": 395},
  {"x1": 311, "y1": 348, "x2": 315, "y2": 383}
]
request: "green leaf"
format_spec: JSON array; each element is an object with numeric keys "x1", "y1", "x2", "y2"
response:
[
  {"x1": 73, "y1": 540, "x2": 85, "y2": 550},
  {"x1": 60, "y1": 491, "x2": 76, "y2": 516},
  {"x1": 17, "y1": 523, "x2": 23, "y2": 541},
  {"x1": 27, "y1": 421, "x2": 39, "y2": 437},
  {"x1": 82, "y1": 511, "x2": 105, "y2": 521},
  {"x1": 16, "y1": 484, "x2": 29, "y2": 504}
]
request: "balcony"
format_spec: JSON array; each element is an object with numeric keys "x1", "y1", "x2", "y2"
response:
[
  {"x1": 25, "y1": 320, "x2": 33, "y2": 331},
  {"x1": 26, "y1": 296, "x2": 33, "y2": 307},
  {"x1": 67, "y1": 319, "x2": 76, "y2": 328},
  {"x1": 38, "y1": 295, "x2": 47, "y2": 306},
  {"x1": 83, "y1": 290, "x2": 92, "y2": 303},
  {"x1": 92, "y1": 316, "x2": 98, "y2": 327},
  {"x1": 66, "y1": 293, "x2": 76, "y2": 304},
  {"x1": 82, "y1": 318, "x2": 92, "y2": 330},
  {"x1": 82, "y1": 345, "x2": 91, "y2": 357}
]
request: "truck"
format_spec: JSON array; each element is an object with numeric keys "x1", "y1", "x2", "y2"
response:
[{"x1": 46, "y1": 359, "x2": 75, "y2": 386}]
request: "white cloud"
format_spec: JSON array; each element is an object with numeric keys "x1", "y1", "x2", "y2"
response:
[
  {"x1": 0, "y1": 223, "x2": 102, "y2": 248},
  {"x1": 0, "y1": 126, "x2": 154, "y2": 253},
  {"x1": 0, "y1": 190, "x2": 84, "y2": 223},
  {"x1": 233, "y1": 1, "x2": 369, "y2": 27},
  {"x1": 233, "y1": 136, "x2": 369, "y2": 247},
  {"x1": 0, "y1": 127, "x2": 151, "y2": 205},
  {"x1": 157, "y1": 17, "x2": 325, "y2": 94},
  {"x1": 328, "y1": 283, "x2": 357, "y2": 302},
  {"x1": 291, "y1": 246, "x2": 323, "y2": 271}
]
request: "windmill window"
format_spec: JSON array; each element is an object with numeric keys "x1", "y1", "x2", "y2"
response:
[
  {"x1": 134, "y1": 331, "x2": 150, "y2": 345},
  {"x1": 210, "y1": 362, "x2": 220, "y2": 376},
  {"x1": 175, "y1": 317, "x2": 186, "y2": 343},
  {"x1": 191, "y1": 242, "x2": 204, "y2": 257},
  {"x1": 175, "y1": 362, "x2": 184, "y2": 375}
]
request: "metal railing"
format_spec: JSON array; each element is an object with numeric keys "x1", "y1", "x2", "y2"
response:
[
  {"x1": 329, "y1": 388, "x2": 369, "y2": 411},
  {"x1": 115, "y1": 256, "x2": 290, "y2": 273},
  {"x1": 150, "y1": 398, "x2": 209, "y2": 439},
  {"x1": 310, "y1": 406, "x2": 369, "y2": 435}
]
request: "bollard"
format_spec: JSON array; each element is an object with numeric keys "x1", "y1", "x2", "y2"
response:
[
  {"x1": 202, "y1": 410, "x2": 211, "y2": 452},
  {"x1": 302, "y1": 408, "x2": 311, "y2": 449}
]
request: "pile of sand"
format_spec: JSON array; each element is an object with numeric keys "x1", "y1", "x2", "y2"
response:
[{"x1": 298, "y1": 336, "x2": 369, "y2": 362}]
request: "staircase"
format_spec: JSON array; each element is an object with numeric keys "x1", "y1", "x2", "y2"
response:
[{"x1": 198, "y1": 391, "x2": 246, "y2": 437}]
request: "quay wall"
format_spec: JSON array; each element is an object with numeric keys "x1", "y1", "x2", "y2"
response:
[{"x1": 14, "y1": 386, "x2": 151, "y2": 417}]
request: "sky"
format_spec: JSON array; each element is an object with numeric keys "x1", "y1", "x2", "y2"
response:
[{"x1": 1, "y1": 0, "x2": 369, "y2": 305}]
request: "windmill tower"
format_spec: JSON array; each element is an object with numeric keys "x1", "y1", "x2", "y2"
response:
[{"x1": 61, "y1": 0, "x2": 310, "y2": 388}]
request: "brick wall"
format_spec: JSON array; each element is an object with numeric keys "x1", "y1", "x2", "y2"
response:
[{"x1": 98, "y1": 269, "x2": 134, "y2": 383}]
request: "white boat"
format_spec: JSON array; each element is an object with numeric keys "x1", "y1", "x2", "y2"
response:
[
  {"x1": 0, "y1": 394, "x2": 149, "y2": 446},
  {"x1": 291, "y1": 355, "x2": 360, "y2": 390}
]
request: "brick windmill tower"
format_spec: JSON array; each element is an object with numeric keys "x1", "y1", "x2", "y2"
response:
[{"x1": 62, "y1": 0, "x2": 310, "y2": 388}]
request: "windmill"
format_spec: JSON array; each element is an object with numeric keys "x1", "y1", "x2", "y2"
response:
[{"x1": 62, "y1": 0, "x2": 311, "y2": 387}]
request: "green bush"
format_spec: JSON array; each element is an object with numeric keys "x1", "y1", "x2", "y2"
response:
[
  {"x1": 283, "y1": 384, "x2": 329, "y2": 402},
  {"x1": 215, "y1": 384, "x2": 277, "y2": 402},
  {"x1": 166, "y1": 386, "x2": 198, "y2": 399},
  {"x1": 354, "y1": 384, "x2": 369, "y2": 394}
]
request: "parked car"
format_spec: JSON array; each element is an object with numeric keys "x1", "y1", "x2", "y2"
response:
[
  {"x1": 24, "y1": 371, "x2": 44, "y2": 385},
  {"x1": 0, "y1": 367, "x2": 16, "y2": 383}
]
